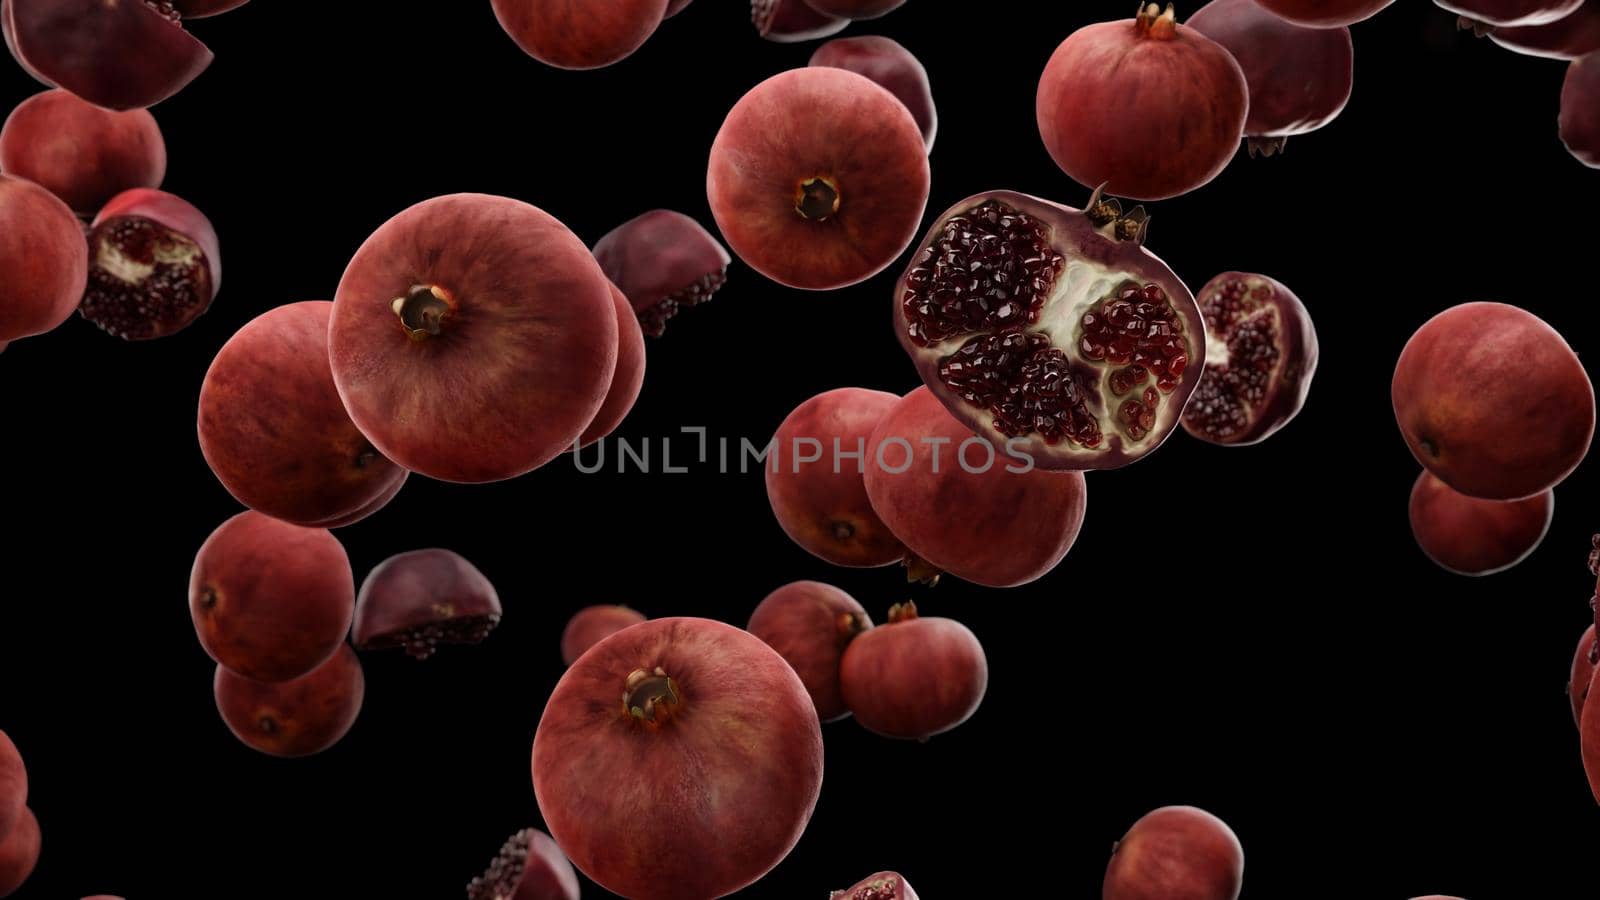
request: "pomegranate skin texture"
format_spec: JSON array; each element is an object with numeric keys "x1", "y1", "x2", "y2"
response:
[
  {"x1": 1491, "y1": 2, "x2": 1600, "y2": 59},
  {"x1": 532, "y1": 617, "x2": 823, "y2": 900},
  {"x1": 0, "y1": 174, "x2": 87, "y2": 342},
  {"x1": 748, "y1": 580, "x2": 873, "y2": 722},
  {"x1": 1181, "y1": 272, "x2": 1319, "y2": 446},
  {"x1": 895, "y1": 189, "x2": 1207, "y2": 471},
  {"x1": 592, "y1": 209, "x2": 731, "y2": 338},
  {"x1": 807, "y1": 0, "x2": 907, "y2": 18},
  {"x1": 81, "y1": 187, "x2": 222, "y2": 340},
  {"x1": 0, "y1": 89, "x2": 166, "y2": 215},
  {"x1": 490, "y1": 0, "x2": 668, "y2": 70},
  {"x1": 2, "y1": 0, "x2": 214, "y2": 110},
  {"x1": 560, "y1": 605, "x2": 648, "y2": 666},
  {"x1": 1561, "y1": 52, "x2": 1600, "y2": 167},
  {"x1": 1407, "y1": 471, "x2": 1553, "y2": 575},
  {"x1": 809, "y1": 36, "x2": 937, "y2": 151},
  {"x1": 707, "y1": 67, "x2": 931, "y2": 290},
  {"x1": 1571, "y1": 625, "x2": 1596, "y2": 725},
  {"x1": 329, "y1": 194, "x2": 618, "y2": 484},
  {"x1": 1186, "y1": 0, "x2": 1353, "y2": 156},
  {"x1": 0, "y1": 806, "x2": 39, "y2": 897},
  {"x1": 838, "y1": 602, "x2": 987, "y2": 740},
  {"x1": 467, "y1": 828, "x2": 580, "y2": 900},
  {"x1": 1254, "y1": 0, "x2": 1396, "y2": 27},
  {"x1": 0, "y1": 731, "x2": 23, "y2": 845},
  {"x1": 832, "y1": 871, "x2": 919, "y2": 900},
  {"x1": 752, "y1": 0, "x2": 849, "y2": 42},
  {"x1": 1036, "y1": 6, "x2": 1248, "y2": 201},
  {"x1": 577, "y1": 282, "x2": 647, "y2": 447},
  {"x1": 766, "y1": 387, "x2": 908, "y2": 568},
  {"x1": 1103, "y1": 806, "x2": 1244, "y2": 900},
  {"x1": 213, "y1": 644, "x2": 365, "y2": 758},
  {"x1": 1436, "y1": 0, "x2": 1584, "y2": 27},
  {"x1": 1392, "y1": 302, "x2": 1594, "y2": 501},
  {"x1": 351, "y1": 549, "x2": 503, "y2": 660}
]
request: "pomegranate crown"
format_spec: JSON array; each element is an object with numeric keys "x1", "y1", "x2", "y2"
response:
[{"x1": 1135, "y1": 3, "x2": 1179, "y2": 39}]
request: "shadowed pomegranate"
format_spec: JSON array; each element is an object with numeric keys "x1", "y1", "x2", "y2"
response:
[
  {"x1": 1572, "y1": 625, "x2": 1596, "y2": 725},
  {"x1": 0, "y1": 89, "x2": 166, "y2": 214},
  {"x1": 1407, "y1": 471, "x2": 1552, "y2": 575},
  {"x1": 749, "y1": 581, "x2": 873, "y2": 722},
  {"x1": 213, "y1": 644, "x2": 364, "y2": 758},
  {"x1": 1103, "y1": 806, "x2": 1243, "y2": 900},
  {"x1": 352, "y1": 549, "x2": 502, "y2": 659},
  {"x1": 0, "y1": 731, "x2": 23, "y2": 845},
  {"x1": 592, "y1": 209, "x2": 730, "y2": 338},
  {"x1": 2, "y1": 0, "x2": 214, "y2": 110},
  {"x1": 752, "y1": 0, "x2": 849, "y2": 42},
  {"x1": 0, "y1": 806, "x2": 38, "y2": 897},
  {"x1": 467, "y1": 828, "x2": 579, "y2": 900},
  {"x1": 560, "y1": 605, "x2": 647, "y2": 665},
  {"x1": 1490, "y1": 1, "x2": 1600, "y2": 58}
]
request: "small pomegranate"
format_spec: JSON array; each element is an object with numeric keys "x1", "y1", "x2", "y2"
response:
[
  {"x1": 748, "y1": 580, "x2": 873, "y2": 722},
  {"x1": 1181, "y1": 273, "x2": 1318, "y2": 446},
  {"x1": 1187, "y1": 0, "x2": 1354, "y2": 156},
  {"x1": 1254, "y1": 0, "x2": 1395, "y2": 26},
  {"x1": 0, "y1": 89, "x2": 166, "y2": 215},
  {"x1": 0, "y1": 173, "x2": 87, "y2": 343},
  {"x1": 1392, "y1": 302, "x2": 1594, "y2": 500},
  {"x1": 578, "y1": 282, "x2": 647, "y2": 447},
  {"x1": 1103, "y1": 806, "x2": 1244, "y2": 900},
  {"x1": 1037, "y1": 5, "x2": 1248, "y2": 201},
  {"x1": 895, "y1": 189, "x2": 1206, "y2": 470},
  {"x1": 0, "y1": 731, "x2": 23, "y2": 845},
  {"x1": 213, "y1": 644, "x2": 365, "y2": 758},
  {"x1": 81, "y1": 188, "x2": 221, "y2": 340},
  {"x1": 752, "y1": 0, "x2": 849, "y2": 42},
  {"x1": 766, "y1": 387, "x2": 908, "y2": 568},
  {"x1": 1490, "y1": 1, "x2": 1600, "y2": 58},
  {"x1": 806, "y1": 0, "x2": 907, "y2": 20},
  {"x1": 1561, "y1": 52, "x2": 1600, "y2": 167},
  {"x1": 707, "y1": 67, "x2": 931, "y2": 290},
  {"x1": 1407, "y1": 471, "x2": 1553, "y2": 575},
  {"x1": 832, "y1": 872, "x2": 919, "y2": 900},
  {"x1": 1436, "y1": 0, "x2": 1583, "y2": 27},
  {"x1": 838, "y1": 602, "x2": 986, "y2": 740},
  {"x1": 490, "y1": 0, "x2": 668, "y2": 69},
  {"x1": 0, "y1": 806, "x2": 38, "y2": 897},
  {"x1": 351, "y1": 549, "x2": 503, "y2": 660},
  {"x1": 1571, "y1": 625, "x2": 1596, "y2": 725},
  {"x1": 591, "y1": 209, "x2": 730, "y2": 338},
  {"x1": 467, "y1": 828, "x2": 580, "y2": 900},
  {"x1": 560, "y1": 604, "x2": 647, "y2": 666},
  {"x1": 2, "y1": 0, "x2": 214, "y2": 110},
  {"x1": 809, "y1": 36, "x2": 937, "y2": 151}
]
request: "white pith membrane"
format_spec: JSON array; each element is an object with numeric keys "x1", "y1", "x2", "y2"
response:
[{"x1": 1182, "y1": 276, "x2": 1286, "y2": 441}]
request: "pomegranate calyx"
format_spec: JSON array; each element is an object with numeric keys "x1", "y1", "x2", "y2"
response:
[
  {"x1": 623, "y1": 667, "x2": 681, "y2": 724},
  {"x1": 837, "y1": 611, "x2": 870, "y2": 639},
  {"x1": 902, "y1": 555, "x2": 942, "y2": 586},
  {"x1": 1084, "y1": 184, "x2": 1151, "y2": 245},
  {"x1": 886, "y1": 601, "x2": 920, "y2": 624},
  {"x1": 795, "y1": 176, "x2": 841, "y2": 221},
  {"x1": 1135, "y1": 3, "x2": 1179, "y2": 40},
  {"x1": 1246, "y1": 137, "x2": 1288, "y2": 158},
  {"x1": 393, "y1": 284, "x2": 455, "y2": 341},
  {"x1": 1456, "y1": 15, "x2": 1493, "y2": 37},
  {"x1": 1589, "y1": 534, "x2": 1599, "y2": 575}
]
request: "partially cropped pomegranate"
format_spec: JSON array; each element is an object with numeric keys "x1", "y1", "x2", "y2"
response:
[
  {"x1": 1436, "y1": 0, "x2": 1583, "y2": 26},
  {"x1": 1181, "y1": 273, "x2": 1318, "y2": 446},
  {"x1": 752, "y1": 0, "x2": 848, "y2": 42},
  {"x1": 467, "y1": 828, "x2": 579, "y2": 900},
  {"x1": 895, "y1": 189, "x2": 1205, "y2": 470},
  {"x1": 0, "y1": 89, "x2": 167, "y2": 215},
  {"x1": 560, "y1": 605, "x2": 647, "y2": 666},
  {"x1": 809, "y1": 36, "x2": 937, "y2": 152},
  {"x1": 1407, "y1": 471, "x2": 1552, "y2": 575},
  {"x1": 352, "y1": 549, "x2": 502, "y2": 659},
  {"x1": 806, "y1": 0, "x2": 907, "y2": 20},
  {"x1": 1103, "y1": 806, "x2": 1244, "y2": 900},
  {"x1": 0, "y1": 174, "x2": 87, "y2": 343},
  {"x1": 213, "y1": 644, "x2": 364, "y2": 758},
  {"x1": 490, "y1": 0, "x2": 668, "y2": 69},
  {"x1": 1187, "y1": 0, "x2": 1353, "y2": 157},
  {"x1": 0, "y1": 731, "x2": 23, "y2": 845},
  {"x1": 832, "y1": 872, "x2": 919, "y2": 900},
  {"x1": 1392, "y1": 302, "x2": 1594, "y2": 500},
  {"x1": 1571, "y1": 625, "x2": 1596, "y2": 725},
  {"x1": 1037, "y1": 5, "x2": 1248, "y2": 201},
  {"x1": 577, "y1": 282, "x2": 647, "y2": 447},
  {"x1": 1491, "y1": 1, "x2": 1600, "y2": 58},
  {"x1": 1255, "y1": 0, "x2": 1395, "y2": 26},
  {"x1": 0, "y1": 806, "x2": 38, "y2": 897},
  {"x1": 591, "y1": 209, "x2": 730, "y2": 337},
  {"x1": 748, "y1": 580, "x2": 872, "y2": 722},
  {"x1": 1561, "y1": 52, "x2": 1600, "y2": 167},
  {"x1": 1579, "y1": 665, "x2": 1600, "y2": 803},
  {"x1": 2, "y1": 0, "x2": 214, "y2": 110},
  {"x1": 665, "y1": 0, "x2": 693, "y2": 16},
  {"x1": 838, "y1": 602, "x2": 986, "y2": 740},
  {"x1": 81, "y1": 188, "x2": 221, "y2": 340}
]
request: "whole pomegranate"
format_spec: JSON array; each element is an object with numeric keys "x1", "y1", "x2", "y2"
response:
[
  {"x1": 1255, "y1": 0, "x2": 1395, "y2": 26},
  {"x1": 1103, "y1": 806, "x2": 1243, "y2": 900},
  {"x1": 748, "y1": 580, "x2": 872, "y2": 722},
  {"x1": 838, "y1": 602, "x2": 987, "y2": 740},
  {"x1": 1036, "y1": 4, "x2": 1248, "y2": 201},
  {"x1": 1407, "y1": 471, "x2": 1552, "y2": 575}
]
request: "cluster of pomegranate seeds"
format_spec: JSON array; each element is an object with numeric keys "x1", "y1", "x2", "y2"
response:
[
  {"x1": 1078, "y1": 283, "x2": 1189, "y2": 391},
  {"x1": 1184, "y1": 278, "x2": 1282, "y2": 440},
  {"x1": 831, "y1": 876, "x2": 904, "y2": 900},
  {"x1": 146, "y1": 1, "x2": 183, "y2": 23},
  {"x1": 1589, "y1": 534, "x2": 1599, "y2": 575},
  {"x1": 938, "y1": 330, "x2": 1104, "y2": 447},
  {"x1": 901, "y1": 201, "x2": 1063, "y2": 346},
  {"x1": 636, "y1": 267, "x2": 727, "y2": 338},
  {"x1": 373, "y1": 613, "x2": 502, "y2": 660},
  {"x1": 80, "y1": 217, "x2": 212, "y2": 340},
  {"x1": 466, "y1": 830, "x2": 534, "y2": 900}
]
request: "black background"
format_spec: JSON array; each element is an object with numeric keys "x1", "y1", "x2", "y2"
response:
[{"x1": 2, "y1": 1, "x2": 1597, "y2": 897}]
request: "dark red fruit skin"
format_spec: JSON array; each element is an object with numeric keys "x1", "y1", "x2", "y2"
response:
[
  {"x1": 865, "y1": 387, "x2": 1089, "y2": 587},
  {"x1": 1036, "y1": 9, "x2": 1248, "y2": 201},
  {"x1": 1181, "y1": 272, "x2": 1319, "y2": 446},
  {"x1": 665, "y1": 0, "x2": 693, "y2": 16},
  {"x1": 0, "y1": 731, "x2": 23, "y2": 845},
  {"x1": 491, "y1": 0, "x2": 667, "y2": 69},
  {"x1": 198, "y1": 301, "x2": 407, "y2": 528},
  {"x1": 766, "y1": 388, "x2": 907, "y2": 568},
  {"x1": 0, "y1": 89, "x2": 166, "y2": 215},
  {"x1": 1392, "y1": 302, "x2": 1595, "y2": 500},
  {"x1": 1103, "y1": 806, "x2": 1244, "y2": 900},
  {"x1": 708, "y1": 67, "x2": 930, "y2": 290},
  {"x1": 468, "y1": 829, "x2": 580, "y2": 900},
  {"x1": 172, "y1": 0, "x2": 251, "y2": 16},
  {"x1": 0, "y1": 174, "x2": 86, "y2": 342},
  {"x1": 577, "y1": 283, "x2": 646, "y2": 447},
  {"x1": 1255, "y1": 0, "x2": 1395, "y2": 26},
  {"x1": 316, "y1": 470, "x2": 410, "y2": 529},
  {"x1": 559, "y1": 605, "x2": 647, "y2": 666},
  {"x1": 839, "y1": 603, "x2": 986, "y2": 740},
  {"x1": 532, "y1": 617, "x2": 823, "y2": 900},
  {"x1": 1437, "y1": 0, "x2": 1583, "y2": 27},
  {"x1": 1187, "y1": 0, "x2": 1352, "y2": 155},
  {"x1": 1491, "y1": 1, "x2": 1600, "y2": 58},
  {"x1": 833, "y1": 871, "x2": 919, "y2": 900},
  {"x1": 1581, "y1": 663, "x2": 1600, "y2": 803},
  {"x1": 213, "y1": 644, "x2": 364, "y2": 758},
  {"x1": 748, "y1": 581, "x2": 872, "y2": 722},
  {"x1": 806, "y1": 0, "x2": 907, "y2": 19},
  {"x1": 0, "y1": 806, "x2": 39, "y2": 897},
  {"x1": 2, "y1": 0, "x2": 213, "y2": 111},
  {"x1": 753, "y1": 0, "x2": 849, "y2": 42},
  {"x1": 895, "y1": 190, "x2": 1206, "y2": 471},
  {"x1": 809, "y1": 36, "x2": 937, "y2": 151},
  {"x1": 1562, "y1": 52, "x2": 1600, "y2": 167},
  {"x1": 592, "y1": 209, "x2": 730, "y2": 338},
  {"x1": 81, "y1": 187, "x2": 221, "y2": 340},
  {"x1": 189, "y1": 511, "x2": 355, "y2": 683},
  {"x1": 330, "y1": 194, "x2": 618, "y2": 484},
  {"x1": 351, "y1": 549, "x2": 503, "y2": 659},
  {"x1": 1571, "y1": 625, "x2": 1595, "y2": 725},
  {"x1": 1407, "y1": 471, "x2": 1552, "y2": 575}
]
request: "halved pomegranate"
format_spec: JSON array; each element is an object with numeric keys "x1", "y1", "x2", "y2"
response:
[{"x1": 893, "y1": 189, "x2": 1205, "y2": 470}]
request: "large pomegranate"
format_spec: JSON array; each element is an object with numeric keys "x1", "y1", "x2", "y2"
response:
[
  {"x1": 1436, "y1": 0, "x2": 1584, "y2": 27},
  {"x1": 894, "y1": 189, "x2": 1206, "y2": 471},
  {"x1": 1490, "y1": 1, "x2": 1600, "y2": 59},
  {"x1": 1254, "y1": 0, "x2": 1395, "y2": 26}
]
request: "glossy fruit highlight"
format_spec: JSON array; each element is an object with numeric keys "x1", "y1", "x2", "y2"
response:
[
  {"x1": 198, "y1": 301, "x2": 407, "y2": 527},
  {"x1": 1181, "y1": 273, "x2": 1318, "y2": 446},
  {"x1": 1490, "y1": 1, "x2": 1600, "y2": 58},
  {"x1": 809, "y1": 36, "x2": 937, "y2": 151},
  {"x1": 832, "y1": 872, "x2": 919, "y2": 900},
  {"x1": 0, "y1": 89, "x2": 166, "y2": 214},
  {"x1": 2, "y1": 0, "x2": 214, "y2": 110},
  {"x1": 749, "y1": 581, "x2": 872, "y2": 722},
  {"x1": 532, "y1": 617, "x2": 823, "y2": 900},
  {"x1": 1392, "y1": 302, "x2": 1594, "y2": 500},
  {"x1": 1103, "y1": 806, "x2": 1244, "y2": 900},
  {"x1": 560, "y1": 605, "x2": 647, "y2": 665},
  {"x1": 468, "y1": 828, "x2": 580, "y2": 900},
  {"x1": 1571, "y1": 625, "x2": 1596, "y2": 725},
  {"x1": 895, "y1": 190, "x2": 1205, "y2": 470},
  {"x1": 80, "y1": 188, "x2": 220, "y2": 340},
  {"x1": 1037, "y1": 5, "x2": 1248, "y2": 201},
  {"x1": 752, "y1": 0, "x2": 849, "y2": 42},
  {"x1": 766, "y1": 387, "x2": 907, "y2": 567},
  {"x1": 1254, "y1": 0, "x2": 1395, "y2": 26},
  {"x1": 838, "y1": 602, "x2": 986, "y2": 739},
  {"x1": 0, "y1": 807, "x2": 38, "y2": 898},
  {"x1": 1408, "y1": 471, "x2": 1552, "y2": 575},
  {"x1": 213, "y1": 644, "x2": 364, "y2": 758},
  {"x1": 330, "y1": 194, "x2": 618, "y2": 483},
  {"x1": 592, "y1": 209, "x2": 730, "y2": 337},
  {"x1": 189, "y1": 511, "x2": 355, "y2": 683},
  {"x1": 0, "y1": 732, "x2": 22, "y2": 844},
  {"x1": 0, "y1": 174, "x2": 87, "y2": 342},
  {"x1": 707, "y1": 67, "x2": 931, "y2": 290},
  {"x1": 1561, "y1": 52, "x2": 1600, "y2": 167},
  {"x1": 490, "y1": 0, "x2": 668, "y2": 69},
  {"x1": 1437, "y1": 0, "x2": 1583, "y2": 26},
  {"x1": 1187, "y1": 0, "x2": 1353, "y2": 156},
  {"x1": 352, "y1": 549, "x2": 502, "y2": 659}
]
